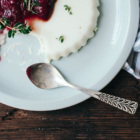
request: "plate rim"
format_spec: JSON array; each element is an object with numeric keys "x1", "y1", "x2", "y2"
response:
[{"x1": 0, "y1": 0, "x2": 139, "y2": 111}]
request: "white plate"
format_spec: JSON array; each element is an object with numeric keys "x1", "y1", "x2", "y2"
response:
[{"x1": 0, "y1": 0, "x2": 139, "y2": 111}]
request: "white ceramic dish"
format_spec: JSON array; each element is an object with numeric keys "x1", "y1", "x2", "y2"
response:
[{"x1": 0, "y1": 0, "x2": 139, "y2": 111}]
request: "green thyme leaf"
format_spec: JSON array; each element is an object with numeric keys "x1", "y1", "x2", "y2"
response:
[
  {"x1": 59, "y1": 36, "x2": 64, "y2": 43},
  {"x1": 23, "y1": 0, "x2": 28, "y2": 9},
  {"x1": 11, "y1": 30, "x2": 17, "y2": 38},
  {"x1": 14, "y1": 23, "x2": 23, "y2": 29},
  {"x1": 0, "y1": 24, "x2": 4, "y2": 30},
  {"x1": 8, "y1": 30, "x2": 12, "y2": 38},
  {"x1": 64, "y1": 5, "x2": 72, "y2": 15},
  {"x1": 23, "y1": 2, "x2": 27, "y2": 9},
  {"x1": 31, "y1": 10, "x2": 38, "y2": 14},
  {"x1": 2, "y1": 17, "x2": 10, "y2": 26},
  {"x1": 34, "y1": 0, "x2": 40, "y2": 6}
]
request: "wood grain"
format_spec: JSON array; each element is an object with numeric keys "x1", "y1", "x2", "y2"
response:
[{"x1": 0, "y1": 70, "x2": 140, "y2": 140}]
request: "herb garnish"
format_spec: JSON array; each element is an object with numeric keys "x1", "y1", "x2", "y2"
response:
[
  {"x1": 64, "y1": 5, "x2": 72, "y2": 15},
  {"x1": 59, "y1": 36, "x2": 64, "y2": 43},
  {"x1": 0, "y1": 18, "x2": 32, "y2": 38},
  {"x1": 24, "y1": 0, "x2": 40, "y2": 14}
]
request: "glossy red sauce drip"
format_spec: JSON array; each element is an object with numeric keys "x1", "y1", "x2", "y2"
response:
[
  {"x1": 0, "y1": 0, "x2": 56, "y2": 28},
  {"x1": 26, "y1": 66, "x2": 31, "y2": 79}
]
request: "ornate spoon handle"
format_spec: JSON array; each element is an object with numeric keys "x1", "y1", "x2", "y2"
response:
[
  {"x1": 98, "y1": 93, "x2": 138, "y2": 114},
  {"x1": 68, "y1": 84, "x2": 138, "y2": 114}
]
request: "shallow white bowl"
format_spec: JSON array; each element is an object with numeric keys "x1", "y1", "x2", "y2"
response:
[{"x1": 0, "y1": 0, "x2": 139, "y2": 111}]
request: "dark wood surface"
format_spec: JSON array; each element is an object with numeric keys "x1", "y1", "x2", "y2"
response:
[{"x1": 0, "y1": 70, "x2": 140, "y2": 140}]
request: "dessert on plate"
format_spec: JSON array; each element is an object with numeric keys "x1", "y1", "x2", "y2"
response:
[{"x1": 0, "y1": 0, "x2": 100, "y2": 62}]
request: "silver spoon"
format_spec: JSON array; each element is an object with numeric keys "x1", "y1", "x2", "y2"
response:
[{"x1": 26, "y1": 63, "x2": 138, "y2": 114}]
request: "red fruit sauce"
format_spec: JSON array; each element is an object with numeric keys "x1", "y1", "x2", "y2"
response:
[
  {"x1": 0, "y1": 0, "x2": 56, "y2": 28},
  {"x1": 26, "y1": 66, "x2": 31, "y2": 79}
]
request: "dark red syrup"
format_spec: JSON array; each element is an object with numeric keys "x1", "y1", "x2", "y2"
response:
[
  {"x1": 26, "y1": 66, "x2": 31, "y2": 79},
  {"x1": 0, "y1": 0, "x2": 56, "y2": 29}
]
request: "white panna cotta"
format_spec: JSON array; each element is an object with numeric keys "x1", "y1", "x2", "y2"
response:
[{"x1": 28, "y1": 0, "x2": 100, "y2": 63}]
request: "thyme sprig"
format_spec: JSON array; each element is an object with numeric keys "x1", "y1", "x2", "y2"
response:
[
  {"x1": 24, "y1": 0, "x2": 40, "y2": 14},
  {"x1": 64, "y1": 5, "x2": 72, "y2": 15},
  {"x1": 0, "y1": 18, "x2": 32, "y2": 38}
]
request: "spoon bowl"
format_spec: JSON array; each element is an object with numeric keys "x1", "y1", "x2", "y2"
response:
[{"x1": 27, "y1": 63, "x2": 67, "y2": 89}]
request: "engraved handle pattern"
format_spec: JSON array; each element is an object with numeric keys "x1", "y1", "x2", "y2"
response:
[
  {"x1": 67, "y1": 84, "x2": 138, "y2": 114},
  {"x1": 98, "y1": 93, "x2": 138, "y2": 114}
]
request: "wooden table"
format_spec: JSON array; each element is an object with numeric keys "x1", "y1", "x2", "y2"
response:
[{"x1": 0, "y1": 70, "x2": 140, "y2": 140}]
